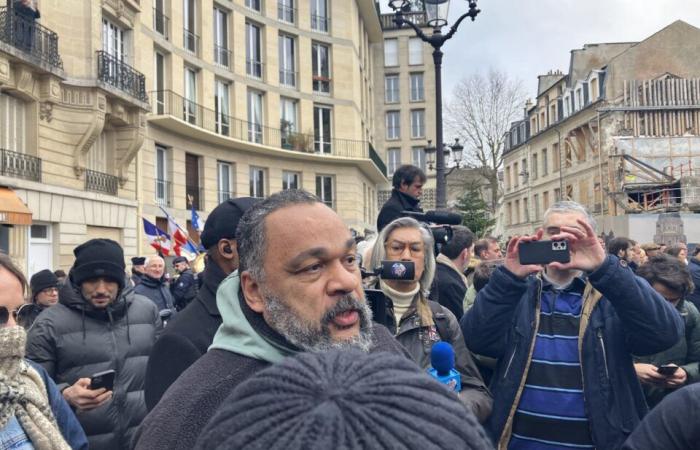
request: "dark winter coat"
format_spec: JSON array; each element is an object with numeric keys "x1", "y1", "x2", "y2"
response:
[
  {"x1": 435, "y1": 258, "x2": 468, "y2": 319},
  {"x1": 133, "y1": 293, "x2": 410, "y2": 450},
  {"x1": 634, "y1": 298, "x2": 700, "y2": 407},
  {"x1": 135, "y1": 274, "x2": 176, "y2": 312},
  {"x1": 686, "y1": 258, "x2": 700, "y2": 310},
  {"x1": 377, "y1": 188, "x2": 422, "y2": 232},
  {"x1": 25, "y1": 280, "x2": 161, "y2": 450},
  {"x1": 461, "y1": 255, "x2": 684, "y2": 450},
  {"x1": 144, "y1": 262, "x2": 226, "y2": 411},
  {"x1": 170, "y1": 268, "x2": 197, "y2": 311}
]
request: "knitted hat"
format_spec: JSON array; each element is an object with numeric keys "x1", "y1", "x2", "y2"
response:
[
  {"x1": 195, "y1": 350, "x2": 492, "y2": 450},
  {"x1": 71, "y1": 239, "x2": 126, "y2": 289},
  {"x1": 200, "y1": 197, "x2": 258, "y2": 249},
  {"x1": 29, "y1": 270, "x2": 58, "y2": 298}
]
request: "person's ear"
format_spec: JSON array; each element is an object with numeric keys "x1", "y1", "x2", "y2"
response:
[
  {"x1": 240, "y1": 271, "x2": 264, "y2": 313},
  {"x1": 218, "y1": 239, "x2": 236, "y2": 259}
]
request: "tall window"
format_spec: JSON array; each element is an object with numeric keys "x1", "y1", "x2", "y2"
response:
[
  {"x1": 246, "y1": 22, "x2": 263, "y2": 79},
  {"x1": 154, "y1": 51, "x2": 165, "y2": 114},
  {"x1": 542, "y1": 148, "x2": 548, "y2": 175},
  {"x1": 384, "y1": 39, "x2": 398, "y2": 66},
  {"x1": 310, "y1": 0, "x2": 329, "y2": 32},
  {"x1": 410, "y1": 109, "x2": 425, "y2": 138},
  {"x1": 246, "y1": 0, "x2": 261, "y2": 12},
  {"x1": 154, "y1": 0, "x2": 167, "y2": 37},
  {"x1": 279, "y1": 34, "x2": 296, "y2": 87},
  {"x1": 249, "y1": 167, "x2": 266, "y2": 198},
  {"x1": 408, "y1": 38, "x2": 423, "y2": 65},
  {"x1": 531, "y1": 153, "x2": 538, "y2": 179},
  {"x1": 316, "y1": 175, "x2": 334, "y2": 208},
  {"x1": 312, "y1": 42, "x2": 330, "y2": 94},
  {"x1": 412, "y1": 146, "x2": 426, "y2": 172},
  {"x1": 183, "y1": 0, "x2": 197, "y2": 53},
  {"x1": 184, "y1": 67, "x2": 197, "y2": 124},
  {"x1": 247, "y1": 90, "x2": 264, "y2": 143},
  {"x1": 280, "y1": 97, "x2": 297, "y2": 148},
  {"x1": 155, "y1": 144, "x2": 169, "y2": 205},
  {"x1": 102, "y1": 18, "x2": 126, "y2": 60},
  {"x1": 0, "y1": 93, "x2": 25, "y2": 152},
  {"x1": 386, "y1": 111, "x2": 400, "y2": 140},
  {"x1": 282, "y1": 171, "x2": 300, "y2": 190},
  {"x1": 87, "y1": 133, "x2": 108, "y2": 173},
  {"x1": 385, "y1": 75, "x2": 399, "y2": 103},
  {"x1": 213, "y1": 8, "x2": 229, "y2": 67},
  {"x1": 387, "y1": 148, "x2": 401, "y2": 176},
  {"x1": 217, "y1": 161, "x2": 232, "y2": 203},
  {"x1": 278, "y1": 0, "x2": 295, "y2": 23},
  {"x1": 410, "y1": 73, "x2": 424, "y2": 101},
  {"x1": 534, "y1": 194, "x2": 540, "y2": 220},
  {"x1": 215, "y1": 80, "x2": 230, "y2": 135},
  {"x1": 314, "y1": 105, "x2": 332, "y2": 153}
]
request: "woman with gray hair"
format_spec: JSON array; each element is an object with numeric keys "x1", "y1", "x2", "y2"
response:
[{"x1": 369, "y1": 217, "x2": 493, "y2": 423}]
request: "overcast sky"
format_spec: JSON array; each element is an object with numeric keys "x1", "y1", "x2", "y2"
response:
[{"x1": 380, "y1": 0, "x2": 700, "y2": 100}]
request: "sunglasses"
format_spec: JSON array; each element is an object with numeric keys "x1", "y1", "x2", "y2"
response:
[{"x1": 0, "y1": 304, "x2": 40, "y2": 327}]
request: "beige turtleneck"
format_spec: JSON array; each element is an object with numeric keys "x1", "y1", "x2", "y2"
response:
[{"x1": 380, "y1": 280, "x2": 420, "y2": 327}]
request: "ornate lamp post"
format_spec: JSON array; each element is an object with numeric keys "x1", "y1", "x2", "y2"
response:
[{"x1": 389, "y1": 0, "x2": 480, "y2": 209}]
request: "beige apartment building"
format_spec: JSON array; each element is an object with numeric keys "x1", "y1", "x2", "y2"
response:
[
  {"x1": 501, "y1": 21, "x2": 700, "y2": 239},
  {"x1": 373, "y1": 8, "x2": 437, "y2": 209}
]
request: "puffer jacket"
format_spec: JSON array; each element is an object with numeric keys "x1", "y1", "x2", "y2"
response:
[
  {"x1": 25, "y1": 279, "x2": 161, "y2": 450},
  {"x1": 135, "y1": 274, "x2": 176, "y2": 312},
  {"x1": 635, "y1": 299, "x2": 700, "y2": 407}
]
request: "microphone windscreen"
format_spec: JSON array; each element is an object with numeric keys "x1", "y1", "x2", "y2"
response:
[
  {"x1": 430, "y1": 341, "x2": 455, "y2": 376},
  {"x1": 423, "y1": 211, "x2": 463, "y2": 225}
]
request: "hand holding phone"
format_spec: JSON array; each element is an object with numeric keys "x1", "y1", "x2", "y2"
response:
[
  {"x1": 657, "y1": 364, "x2": 679, "y2": 377},
  {"x1": 518, "y1": 240, "x2": 571, "y2": 265},
  {"x1": 62, "y1": 377, "x2": 113, "y2": 412},
  {"x1": 90, "y1": 369, "x2": 116, "y2": 391}
]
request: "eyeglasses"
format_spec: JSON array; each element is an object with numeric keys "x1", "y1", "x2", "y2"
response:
[
  {"x1": 385, "y1": 241, "x2": 425, "y2": 257},
  {"x1": 0, "y1": 306, "x2": 21, "y2": 327},
  {"x1": 0, "y1": 304, "x2": 40, "y2": 328}
]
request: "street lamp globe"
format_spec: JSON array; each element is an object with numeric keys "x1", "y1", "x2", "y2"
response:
[
  {"x1": 424, "y1": 0, "x2": 450, "y2": 28},
  {"x1": 451, "y1": 138, "x2": 464, "y2": 162}
]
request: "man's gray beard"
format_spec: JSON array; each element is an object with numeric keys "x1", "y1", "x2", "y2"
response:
[{"x1": 262, "y1": 291, "x2": 375, "y2": 353}]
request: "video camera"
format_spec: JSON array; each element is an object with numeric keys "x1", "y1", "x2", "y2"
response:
[{"x1": 400, "y1": 210, "x2": 462, "y2": 251}]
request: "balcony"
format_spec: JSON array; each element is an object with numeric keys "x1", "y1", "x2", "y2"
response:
[
  {"x1": 186, "y1": 184, "x2": 203, "y2": 210},
  {"x1": 246, "y1": 59, "x2": 264, "y2": 80},
  {"x1": 96, "y1": 51, "x2": 147, "y2": 102},
  {"x1": 153, "y1": 7, "x2": 169, "y2": 39},
  {"x1": 379, "y1": 12, "x2": 427, "y2": 30},
  {"x1": 279, "y1": 68, "x2": 297, "y2": 88},
  {"x1": 214, "y1": 45, "x2": 230, "y2": 68},
  {"x1": 0, "y1": 6, "x2": 62, "y2": 70},
  {"x1": 155, "y1": 179, "x2": 171, "y2": 206},
  {"x1": 278, "y1": 3, "x2": 296, "y2": 24},
  {"x1": 313, "y1": 75, "x2": 331, "y2": 94},
  {"x1": 217, "y1": 190, "x2": 233, "y2": 204},
  {"x1": 85, "y1": 169, "x2": 118, "y2": 195},
  {"x1": 183, "y1": 28, "x2": 199, "y2": 55},
  {"x1": 0, "y1": 149, "x2": 41, "y2": 182},
  {"x1": 310, "y1": 14, "x2": 330, "y2": 33}
]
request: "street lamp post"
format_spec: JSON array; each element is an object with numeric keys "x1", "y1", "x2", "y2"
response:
[{"x1": 389, "y1": 0, "x2": 480, "y2": 209}]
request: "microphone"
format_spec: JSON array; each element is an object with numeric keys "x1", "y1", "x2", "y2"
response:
[
  {"x1": 402, "y1": 210, "x2": 462, "y2": 225},
  {"x1": 427, "y1": 342, "x2": 461, "y2": 392}
]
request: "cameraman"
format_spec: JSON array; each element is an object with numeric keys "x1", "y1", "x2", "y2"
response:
[
  {"x1": 368, "y1": 217, "x2": 492, "y2": 423},
  {"x1": 377, "y1": 165, "x2": 425, "y2": 232}
]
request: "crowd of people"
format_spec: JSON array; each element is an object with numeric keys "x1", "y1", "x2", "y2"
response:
[{"x1": 1, "y1": 164, "x2": 699, "y2": 449}]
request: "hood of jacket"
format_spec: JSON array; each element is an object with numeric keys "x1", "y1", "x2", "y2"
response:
[{"x1": 209, "y1": 272, "x2": 300, "y2": 364}]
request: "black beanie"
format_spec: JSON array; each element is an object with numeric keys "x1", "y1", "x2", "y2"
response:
[
  {"x1": 71, "y1": 239, "x2": 126, "y2": 289},
  {"x1": 200, "y1": 197, "x2": 259, "y2": 249},
  {"x1": 195, "y1": 350, "x2": 493, "y2": 450},
  {"x1": 30, "y1": 269, "x2": 58, "y2": 299}
]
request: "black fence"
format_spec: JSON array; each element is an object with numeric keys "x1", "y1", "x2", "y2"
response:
[
  {"x1": 1, "y1": 148, "x2": 41, "y2": 182},
  {"x1": 96, "y1": 51, "x2": 147, "y2": 102},
  {"x1": 85, "y1": 169, "x2": 118, "y2": 195},
  {"x1": 0, "y1": 6, "x2": 62, "y2": 69}
]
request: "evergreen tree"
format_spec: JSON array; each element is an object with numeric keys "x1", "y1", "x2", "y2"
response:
[{"x1": 454, "y1": 181, "x2": 496, "y2": 238}]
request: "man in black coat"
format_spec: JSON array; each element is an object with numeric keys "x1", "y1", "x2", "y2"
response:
[
  {"x1": 170, "y1": 256, "x2": 196, "y2": 310},
  {"x1": 377, "y1": 164, "x2": 426, "y2": 232},
  {"x1": 130, "y1": 256, "x2": 146, "y2": 287},
  {"x1": 144, "y1": 197, "x2": 258, "y2": 411},
  {"x1": 134, "y1": 190, "x2": 412, "y2": 450},
  {"x1": 435, "y1": 225, "x2": 475, "y2": 320}
]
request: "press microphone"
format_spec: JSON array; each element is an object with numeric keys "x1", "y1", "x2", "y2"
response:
[
  {"x1": 427, "y1": 342, "x2": 461, "y2": 392},
  {"x1": 402, "y1": 210, "x2": 462, "y2": 225}
]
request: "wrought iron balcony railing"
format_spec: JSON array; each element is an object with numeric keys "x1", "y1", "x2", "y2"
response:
[
  {"x1": 246, "y1": 59, "x2": 264, "y2": 80},
  {"x1": 310, "y1": 14, "x2": 330, "y2": 32},
  {"x1": 279, "y1": 68, "x2": 297, "y2": 87},
  {"x1": 214, "y1": 44, "x2": 230, "y2": 68},
  {"x1": 155, "y1": 179, "x2": 171, "y2": 206},
  {"x1": 96, "y1": 51, "x2": 148, "y2": 102},
  {"x1": 278, "y1": 3, "x2": 296, "y2": 23},
  {"x1": 217, "y1": 189, "x2": 234, "y2": 204},
  {"x1": 0, "y1": 148, "x2": 41, "y2": 181},
  {"x1": 85, "y1": 169, "x2": 118, "y2": 195},
  {"x1": 0, "y1": 6, "x2": 62, "y2": 69},
  {"x1": 153, "y1": 7, "x2": 169, "y2": 39},
  {"x1": 183, "y1": 28, "x2": 199, "y2": 55}
]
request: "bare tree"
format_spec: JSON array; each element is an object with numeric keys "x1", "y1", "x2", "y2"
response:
[{"x1": 446, "y1": 69, "x2": 527, "y2": 213}]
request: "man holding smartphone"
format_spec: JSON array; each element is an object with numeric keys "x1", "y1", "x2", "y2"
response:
[{"x1": 461, "y1": 201, "x2": 683, "y2": 450}]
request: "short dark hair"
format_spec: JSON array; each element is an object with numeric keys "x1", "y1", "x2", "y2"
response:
[
  {"x1": 440, "y1": 226, "x2": 475, "y2": 259},
  {"x1": 473, "y1": 262, "x2": 497, "y2": 293},
  {"x1": 474, "y1": 237, "x2": 498, "y2": 259},
  {"x1": 392, "y1": 165, "x2": 426, "y2": 190},
  {"x1": 0, "y1": 253, "x2": 27, "y2": 295},
  {"x1": 665, "y1": 245, "x2": 686, "y2": 258},
  {"x1": 53, "y1": 269, "x2": 66, "y2": 278},
  {"x1": 607, "y1": 237, "x2": 633, "y2": 256},
  {"x1": 636, "y1": 254, "x2": 694, "y2": 298}
]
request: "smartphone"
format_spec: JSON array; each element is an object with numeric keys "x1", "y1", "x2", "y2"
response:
[
  {"x1": 89, "y1": 369, "x2": 116, "y2": 391},
  {"x1": 519, "y1": 240, "x2": 571, "y2": 265},
  {"x1": 657, "y1": 365, "x2": 679, "y2": 376}
]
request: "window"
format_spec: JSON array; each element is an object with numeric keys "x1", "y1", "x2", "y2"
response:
[
  {"x1": 217, "y1": 161, "x2": 233, "y2": 203},
  {"x1": 249, "y1": 167, "x2": 266, "y2": 198},
  {"x1": 215, "y1": 80, "x2": 230, "y2": 135},
  {"x1": 534, "y1": 194, "x2": 540, "y2": 221},
  {"x1": 154, "y1": 0, "x2": 167, "y2": 37},
  {"x1": 310, "y1": 0, "x2": 329, "y2": 32},
  {"x1": 278, "y1": 0, "x2": 295, "y2": 23},
  {"x1": 384, "y1": 39, "x2": 398, "y2": 66},
  {"x1": 155, "y1": 144, "x2": 169, "y2": 205},
  {"x1": 279, "y1": 34, "x2": 296, "y2": 87},
  {"x1": 410, "y1": 110, "x2": 425, "y2": 138},
  {"x1": 386, "y1": 111, "x2": 400, "y2": 140},
  {"x1": 543, "y1": 191, "x2": 550, "y2": 210},
  {"x1": 280, "y1": 97, "x2": 298, "y2": 148},
  {"x1": 554, "y1": 188, "x2": 561, "y2": 201},
  {"x1": 213, "y1": 8, "x2": 229, "y2": 67},
  {"x1": 0, "y1": 93, "x2": 26, "y2": 152},
  {"x1": 102, "y1": 18, "x2": 126, "y2": 61},
  {"x1": 312, "y1": 42, "x2": 331, "y2": 94},
  {"x1": 505, "y1": 166, "x2": 510, "y2": 191},
  {"x1": 523, "y1": 198, "x2": 529, "y2": 223},
  {"x1": 515, "y1": 200, "x2": 520, "y2": 223},
  {"x1": 246, "y1": 0, "x2": 261, "y2": 12},
  {"x1": 552, "y1": 143, "x2": 560, "y2": 172},
  {"x1": 246, "y1": 22, "x2": 263, "y2": 79},
  {"x1": 550, "y1": 104, "x2": 557, "y2": 125},
  {"x1": 542, "y1": 148, "x2": 548, "y2": 175},
  {"x1": 513, "y1": 162, "x2": 519, "y2": 187},
  {"x1": 408, "y1": 38, "x2": 423, "y2": 65},
  {"x1": 591, "y1": 78, "x2": 599, "y2": 100},
  {"x1": 316, "y1": 175, "x2": 334, "y2": 209},
  {"x1": 576, "y1": 89, "x2": 582, "y2": 110},
  {"x1": 507, "y1": 202, "x2": 512, "y2": 226},
  {"x1": 313, "y1": 105, "x2": 332, "y2": 153},
  {"x1": 282, "y1": 171, "x2": 300, "y2": 190},
  {"x1": 247, "y1": 90, "x2": 264, "y2": 143},
  {"x1": 154, "y1": 51, "x2": 165, "y2": 114},
  {"x1": 184, "y1": 67, "x2": 197, "y2": 124},
  {"x1": 531, "y1": 153, "x2": 538, "y2": 180},
  {"x1": 185, "y1": 153, "x2": 202, "y2": 210},
  {"x1": 410, "y1": 73, "x2": 424, "y2": 101},
  {"x1": 387, "y1": 148, "x2": 401, "y2": 176},
  {"x1": 566, "y1": 184, "x2": 574, "y2": 201},
  {"x1": 385, "y1": 75, "x2": 399, "y2": 103},
  {"x1": 87, "y1": 133, "x2": 108, "y2": 173},
  {"x1": 183, "y1": 0, "x2": 197, "y2": 53},
  {"x1": 412, "y1": 146, "x2": 426, "y2": 172}
]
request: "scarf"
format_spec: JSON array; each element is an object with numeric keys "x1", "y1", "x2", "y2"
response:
[
  {"x1": 380, "y1": 280, "x2": 420, "y2": 327},
  {"x1": 0, "y1": 326, "x2": 70, "y2": 450}
]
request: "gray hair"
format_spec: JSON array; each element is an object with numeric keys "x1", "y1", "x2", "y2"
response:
[
  {"x1": 543, "y1": 201, "x2": 597, "y2": 231},
  {"x1": 236, "y1": 189, "x2": 322, "y2": 281},
  {"x1": 369, "y1": 217, "x2": 436, "y2": 298},
  {"x1": 145, "y1": 255, "x2": 164, "y2": 267}
]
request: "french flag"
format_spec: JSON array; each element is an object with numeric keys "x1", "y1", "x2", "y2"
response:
[
  {"x1": 142, "y1": 218, "x2": 172, "y2": 256},
  {"x1": 167, "y1": 216, "x2": 189, "y2": 257}
]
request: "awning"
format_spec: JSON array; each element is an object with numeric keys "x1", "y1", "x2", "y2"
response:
[{"x1": 0, "y1": 187, "x2": 32, "y2": 225}]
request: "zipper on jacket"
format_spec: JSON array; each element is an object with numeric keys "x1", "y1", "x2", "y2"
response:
[{"x1": 597, "y1": 328, "x2": 609, "y2": 379}]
